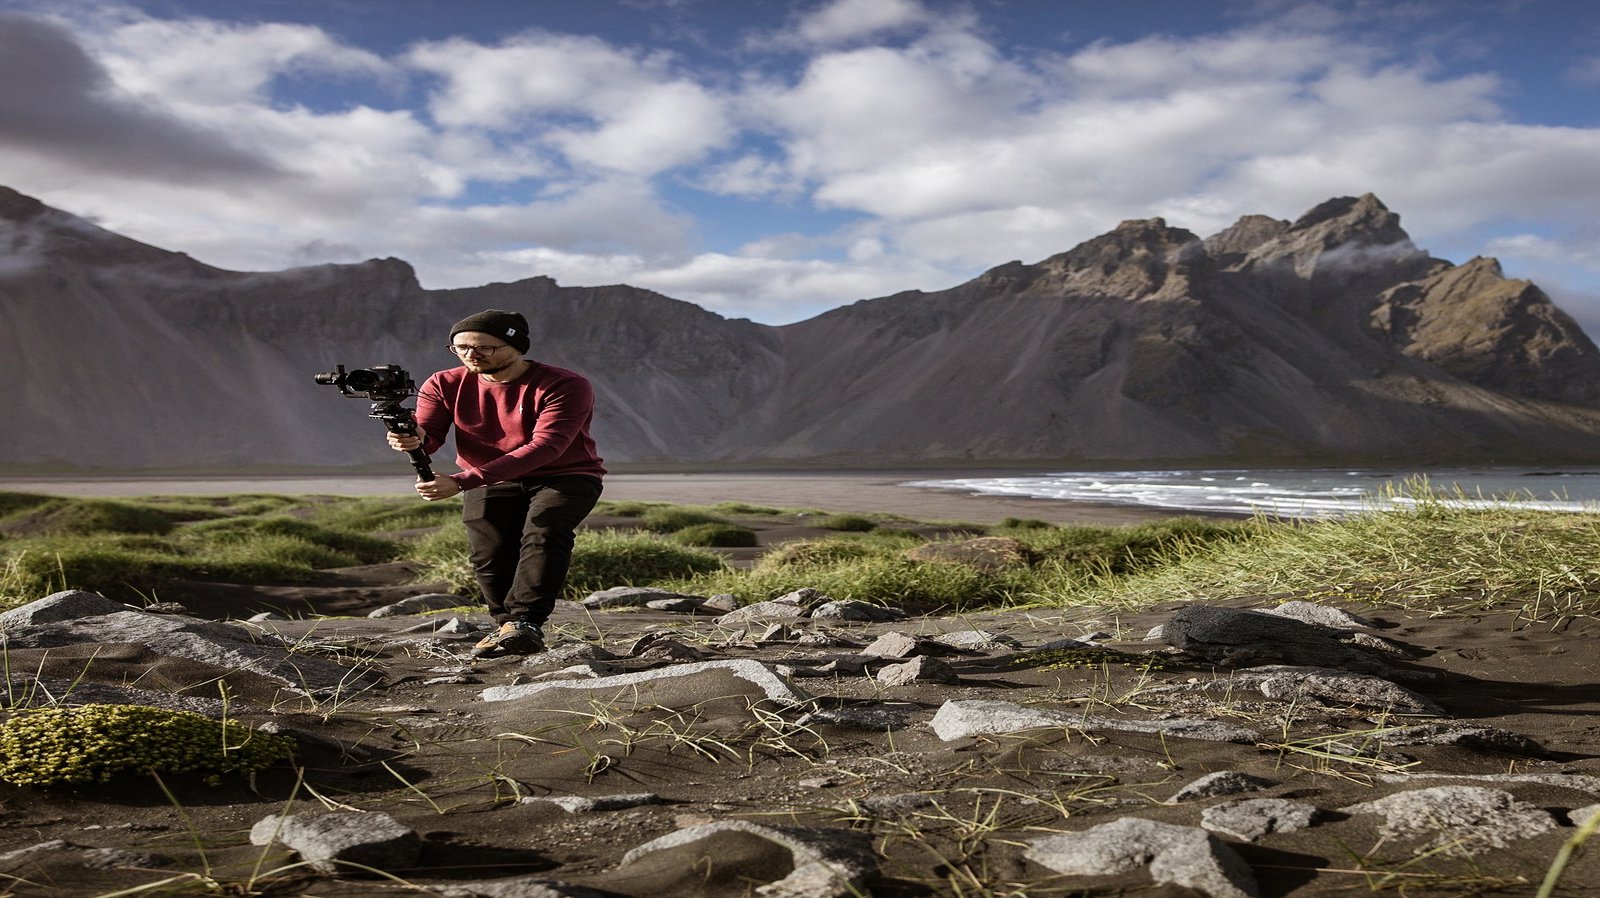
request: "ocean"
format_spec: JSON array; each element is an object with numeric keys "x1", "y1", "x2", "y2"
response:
[{"x1": 902, "y1": 467, "x2": 1600, "y2": 519}]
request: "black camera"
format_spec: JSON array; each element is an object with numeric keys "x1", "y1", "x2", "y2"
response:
[
  {"x1": 312, "y1": 364, "x2": 415, "y2": 400},
  {"x1": 313, "y1": 364, "x2": 434, "y2": 482}
]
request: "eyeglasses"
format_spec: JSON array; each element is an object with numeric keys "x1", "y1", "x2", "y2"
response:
[{"x1": 447, "y1": 343, "x2": 509, "y2": 357}]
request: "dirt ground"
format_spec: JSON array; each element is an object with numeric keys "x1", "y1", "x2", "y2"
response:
[{"x1": 4, "y1": 491, "x2": 1600, "y2": 897}]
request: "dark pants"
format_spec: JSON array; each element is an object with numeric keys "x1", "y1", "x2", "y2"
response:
[{"x1": 461, "y1": 474, "x2": 603, "y2": 626}]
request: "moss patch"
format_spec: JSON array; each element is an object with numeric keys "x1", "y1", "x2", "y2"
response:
[{"x1": 0, "y1": 705, "x2": 296, "y2": 786}]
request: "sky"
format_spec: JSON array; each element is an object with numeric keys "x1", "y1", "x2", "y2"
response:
[{"x1": 1, "y1": 0, "x2": 1598, "y2": 330}]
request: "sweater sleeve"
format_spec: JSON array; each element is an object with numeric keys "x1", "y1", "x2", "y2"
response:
[
  {"x1": 451, "y1": 374, "x2": 595, "y2": 490},
  {"x1": 413, "y1": 373, "x2": 452, "y2": 456}
]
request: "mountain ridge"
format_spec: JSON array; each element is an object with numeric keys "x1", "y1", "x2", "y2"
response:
[{"x1": 2, "y1": 185, "x2": 1598, "y2": 470}]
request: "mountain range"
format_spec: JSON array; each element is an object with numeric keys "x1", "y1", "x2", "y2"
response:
[{"x1": 3, "y1": 185, "x2": 1599, "y2": 471}]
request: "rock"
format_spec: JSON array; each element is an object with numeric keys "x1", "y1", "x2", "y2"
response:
[
  {"x1": 533, "y1": 642, "x2": 623, "y2": 666},
  {"x1": 522, "y1": 793, "x2": 663, "y2": 812},
  {"x1": 1375, "y1": 772, "x2": 1600, "y2": 794},
  {"x1": 617, "y1": 820, "x2": 876, "y2": 898},
  {"x1": 861, "y1": 632, "x2": 920, "y2": 659},
  {"x1": 933, "y1": 630, "x2": 1022, "y2": 651},
  {"x1": 0, "y1": 591, "x2": 127, "y2": 628},
  {"x1": 1261, "y1": 600, "x2": 1374, "y2": 629},
  {"x1": 1162, "y1": 605, "x2": 1396, "y2": 673},
  {"x1": 1380, "y1": 723, "x2": 1545, "y2": 755},
  {"x1": 0, "y1": 839, "x2": 174, "y2": 869},
  {"x1": 1168, "y1": 771, "x2": 1279, "y2": 803},
  {"x1": 1202, "y1": 798, "x2": 1323, "y2": 841},
  {"x1": 249, "y1": 811, "x2": 421, "y2": 874},
  {"x1": 429, "y1": 879, "x2": 603, "y2": 897},
  {"x1": 633, "y1": 638, "x2": 714, "y2": 663},
  {"x1": 1, "y1": 679, "x2": 232, "y2": 715},
  {"x1": 1153, "y1": 664, "x2": 1441, "y2": 714},
  {"x1": 861, "y1": 631, "x2": 964, "y2": 659},
  {"x1": 809, "y1": 600, "x2": 907, "y2": 622},
  {"x1": 876, "y1": 656, "x2": 960, "y2": 686},
  {"x1": 480, "y1": 659, "x2": 811, "y2": 709},
  {"x1": 401, "y1": 616, "x2": 481, "y2": 636},
  {"x1": 580, "y1": 586, "x2": 706, "y2": 610},
  {"x1": 0, "y1": 608, "x2": 376, "y2": 695},
  {"x1": 367, "y1": 593, "x2": 470, "y2": 618},
  {"x1": 1341, "y1": 786, "x2": 1556, "y2": 854},
  {"x1": 799, "y1": 703, "x2": 920, "y2": 730},
  {"x1": 758, "y1": 623, "x2": 801, "y2": 642},
  {"x1": 930, "y1": 699, "x2": 1259, "y2": 744},
  {"x1": 1026, "y1": 817, "x2": 1259, "y2": 898},
  {"x1": 714, "y1": 591, "x2": 817, "y2": 627},
  {"x1": 645, "y1": 597, "x2": 710, "y2": 613}
]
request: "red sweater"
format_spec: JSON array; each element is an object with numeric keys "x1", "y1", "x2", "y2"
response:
[{"x1": 415, "y1": 361, "x2": 606, "y2": 490}]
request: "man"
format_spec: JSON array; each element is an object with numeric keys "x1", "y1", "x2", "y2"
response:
[{"x1": 389, "y1": 309, "x2": 605, "y2": 659}]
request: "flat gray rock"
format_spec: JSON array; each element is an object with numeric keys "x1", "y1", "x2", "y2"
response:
[
  {"x1": 618, "y1": 820, "x2": 876, "y2": 898},
  {"x1": 1202, "y1": 798, "x2": 1323, "y2": 841},
  {"x1": 810, "y1": 600, "x2": 906, "y2": 622},
  {"x1": 1026, "y1": 817, "x2": 1259, "y2": 898},
  {"x1": 1153, "y1": 664, "x2": 1441, "y2": 714},
  {"x1": 1, "y1": 608, "x2": 376, "y2": 695},
  {"x1": 250, "y1": 811, "x2": 421, "y2": 874},
  {"x1": 930, "y1": 699, "x2": 1258, "y2": 744},
  {"x1": 1169, "y1": 771, "x2": 1279, "y2": 803},
  {"x1": 480, "y1": 659, "x2": 810, "y2": 709},
  {"x1": 580, "y1": 586, "x2": 706, "y2": 609},
  {"x1": 876, "y1": 656, "x2": 960, "y2": 685},
  {"x1": 0, "y1": 591, "x2": 128, "y2": 628},
  {"x1": 1261, "y1": 600, "x2": 1374, "y2": 629},
  {"x1": 1341, "y1": 786, "x2": 1555, "y2": 854},
  {"x1": 367, "y1": 593, "x2": 471, "y2": 618},
  {"x1": 522, "y1": 793, "x2": 663, "y2": 812}
]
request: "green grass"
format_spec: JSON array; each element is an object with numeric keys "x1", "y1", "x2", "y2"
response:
[
  {"x1": 3, "y1": 486, "x2": 1596, "y2": 623},
  {"x1": 815, "y1": 513, "x2": 879, "y2": 532},
  {"x1": 671, "y1": 522, "x2": 760, "y2": 548},
  {"x1": 1073, "y1": 495, "x2": 1600, "y2": 621},
  {"x1": 399, "y1": 526, "x2": 729, "y2": 598},
  {"x1": 0, "y1": 492, "x2": 418, "y2": 605}
]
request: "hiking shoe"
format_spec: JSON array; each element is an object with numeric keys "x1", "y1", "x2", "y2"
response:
[{"x1": 471, "y1": 620, "x2": 545, "y2": 658}]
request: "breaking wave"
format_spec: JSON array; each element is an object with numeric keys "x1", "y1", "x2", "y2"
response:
[{"x1": 903, "y1": 468, "x2": 1600, "y2": 519}]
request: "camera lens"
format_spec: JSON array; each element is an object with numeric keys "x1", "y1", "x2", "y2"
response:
[{"x1": 344, "y1": 369, "x2": 385, "y2": 391}]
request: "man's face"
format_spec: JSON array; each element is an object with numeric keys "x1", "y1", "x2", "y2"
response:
[{"x1": 449, "y1": 332, "x2": 518, "y2": 375}]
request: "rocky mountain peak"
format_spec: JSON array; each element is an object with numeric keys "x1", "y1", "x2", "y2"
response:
[
  {"x1": 1202, "y1": 215, "x2": 1291, "y2": 266},
  {"x1": 1036, "y1": 217, "x2": 1204, "y2": 299},
  {"x1": 1237, "y1": 193, "x2": 1433, "y2": 291}
]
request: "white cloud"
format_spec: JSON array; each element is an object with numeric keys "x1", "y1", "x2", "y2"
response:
[
  {"x1": 3, "y1": 1, "x2": 1600, "y2": 333},
  {"x1": 789, "y1": 0, "x2": 932, "y2": 48},
  {"x1": 406, "y1": 32, "x2": 732, "y2": 175},
  {"x1": 91, "y1": 16, "x2": 396, "y2": 106}
]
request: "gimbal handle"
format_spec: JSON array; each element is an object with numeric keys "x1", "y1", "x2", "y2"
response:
[{"x1": 372, "y1": 403, "x2": 435, "y2": 482}]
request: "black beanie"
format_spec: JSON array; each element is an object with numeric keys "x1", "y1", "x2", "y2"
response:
[{"x1": 450, "y1": 309, "x2": 530, "y2": 353}]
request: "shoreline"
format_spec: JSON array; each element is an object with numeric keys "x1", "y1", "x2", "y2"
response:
[{"x1": 0, "y1": 470, "x2": 1211, "y2": 525}]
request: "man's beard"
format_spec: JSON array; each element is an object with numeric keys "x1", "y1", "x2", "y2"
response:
[{"x1": 470, "y1": 356, "x2": 517, "y2": 376}]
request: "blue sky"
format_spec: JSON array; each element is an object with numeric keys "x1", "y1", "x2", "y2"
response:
[{"x1": 2, "y1": 0, "x2": 1598, "y2": 331}]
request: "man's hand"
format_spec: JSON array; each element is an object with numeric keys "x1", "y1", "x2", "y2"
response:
[
  {"x1": 387, "y1": 431, "x2": 423, "y2": 452},
  {"x1": 416, "y1": 475, "x2": 462, "y2": 501}
]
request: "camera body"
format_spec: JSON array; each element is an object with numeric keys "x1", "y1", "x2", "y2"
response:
[
  {"x1": 313, "y1": 363, "x2": 434, "y2": 482},
  {"x1": 312, "y1": 364, "x2": 415, "y2": 400}
]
